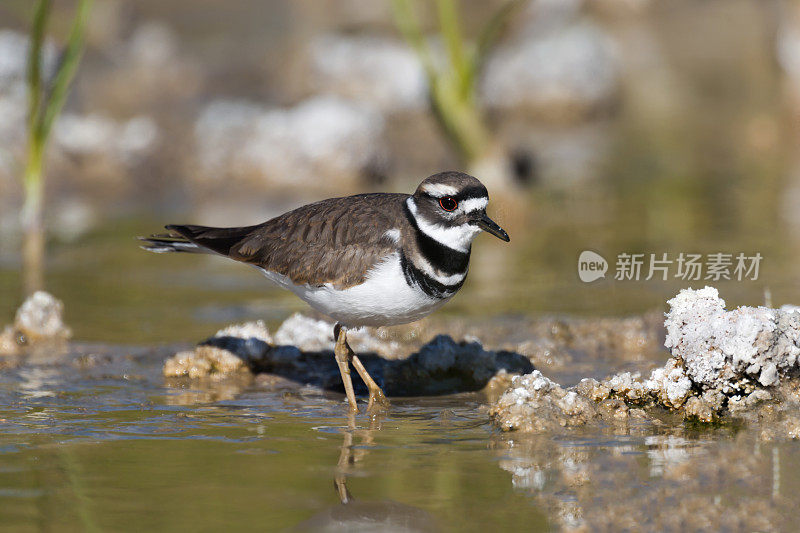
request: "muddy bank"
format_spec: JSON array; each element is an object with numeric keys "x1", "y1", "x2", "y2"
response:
[
  {"x1": 0, "y1": 291, "x2": 663, "y2": 402},
  {"x1": 10, "y1": 286, "x2": 800, "y2": 440},
  {"x1": 157, "y1": 306, "x2": 669, "y2": 400},
  {"x1": 0, "y1": 289, "x2": 667, "y2": 402},
  {"x1": 162, "y1": 314, "x2": 534, "y2": 397},
  {"x1": 491, "y1": 287, "x2": 800, "y2": 440},
  {"x1": 0, "y1": 291, "x2": 71, "y2": 363}
]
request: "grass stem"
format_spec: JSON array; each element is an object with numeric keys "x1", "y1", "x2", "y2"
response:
[{"x1": 21, "y1": 0, "x2": 92, "y2": 295}]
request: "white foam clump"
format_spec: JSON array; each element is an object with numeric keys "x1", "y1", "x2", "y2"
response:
[
  {"x1": 0, "y1": 30, "x2": 57, "y2": 89},
  {"x1": 491, "y1": 371, "x2": 598, "y2": 432},
  {"x1": 15, "y1": 291, "x2": 71, "y2": 340},
  {"x1": 128, "y1": 22, "x2": 178, "y2": 68},
  {"x1": 308, "y1": 35, "x2": 426, "y2": 112},
  {"x1": 522, "y1": 370, "x2": 557, "y2": 392},
  {"x1": 53, "y1": 113, "x2": 158, "y2": 163},
  {"x1": 0, "y1": 31, "x2": 156, "y2": 173},
  {"x1": 1, "y1": 291, "x2": 71, "y2": 356},
  {"x1": 645, "y1": 361, "x2": 692, "y2": 409},
  {"x1": 504, "y1": 371, "x2": 557, "y2": 406},
  {"x1": 274, "y1": 313, "x2": 334, "y2": 352},
  {"x1": 481, "y1": 22, "x2": 617, "y2": 111},
  {"x1": 665, "y1": 286, "x2": 800, "y2": 391},
  {"x1": 274, "y1": 313, "x2": 399, "y2": 357},
  {"x1": 214, "y1": 320, "x2": 273, "y2": 344},
  {"x1": 493, "y1": 287, "x2": 800, "y2": 431},
  {"x1": 194, "y1": 96, "x2": 384, "y2": 185}
]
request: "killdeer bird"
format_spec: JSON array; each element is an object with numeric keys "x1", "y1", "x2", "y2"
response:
[{"x1": 141, "y1": 171, "x2": 509, "y2": 411}]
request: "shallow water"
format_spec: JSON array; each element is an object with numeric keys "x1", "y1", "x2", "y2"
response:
[
  {"x1": 0, "y1": 346, "x2": 549, "y2": 531},
  {"x1": 0, "y1": 192, "x2": 799, "y2": 529},
  {"x1": 0, "y1": 343, "x2": 797, "y2": 532}
]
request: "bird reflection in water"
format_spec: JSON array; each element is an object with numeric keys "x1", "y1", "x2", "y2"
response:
[
  {"x1": 296, "y1": 413, "x2": 438, "y2": 533},
  {"x1": 334, "y1": 412, "x2": 379, "y2": 504}
]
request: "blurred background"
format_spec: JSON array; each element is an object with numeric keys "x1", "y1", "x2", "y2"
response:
[{"x1": 1, "y1": 0, "x2": 799, "y2": 343}]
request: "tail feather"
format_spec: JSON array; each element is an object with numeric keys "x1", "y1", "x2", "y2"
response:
[
  {"x1": 138, "y1": 231, "x2": 207, "y2": 254},
  {"x1": 139, "y1": 224, "x2": 259, "y2": 257}
]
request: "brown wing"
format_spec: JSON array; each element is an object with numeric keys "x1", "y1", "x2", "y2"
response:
[{"x1": 225, "y1": 193, "x2": 406, "y2": 288}]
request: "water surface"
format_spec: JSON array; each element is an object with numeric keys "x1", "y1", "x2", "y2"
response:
[{"x1": 0, "y1": 343, "x2": 797, "y2": 532}]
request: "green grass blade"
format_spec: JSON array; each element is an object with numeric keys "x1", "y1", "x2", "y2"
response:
[
  {"x1": 38, "y1": 0, "x2": 92, "y2": 143},
  {"x1": 26, "y1": 0, "x2": 52, "y2": 137},
  {"x1": 435, "y1": 0, "x2": 470, "y2": 93}
]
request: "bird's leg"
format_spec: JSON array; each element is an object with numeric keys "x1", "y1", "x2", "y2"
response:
[
  {"x1": 344, "y1": 338, "x2": 389, "y2": 411},
  {"x1": 334, "y1": 323, "x2": 358, "y2": 412}
]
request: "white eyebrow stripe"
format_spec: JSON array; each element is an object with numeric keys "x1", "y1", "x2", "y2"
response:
[
  {"x1": 422, "y1": 183, "x2": 458, "y2": 197},
  {"x1": 460, "y1": 197, "x2": 488, "y2": 213},
  {"x1": 406, "y1": 197, "x2": 480, "y2": 253}
]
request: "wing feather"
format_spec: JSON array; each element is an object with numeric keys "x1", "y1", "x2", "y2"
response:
[{"x1": 230, "y1": 193, "x2": 405, "y2": 288}]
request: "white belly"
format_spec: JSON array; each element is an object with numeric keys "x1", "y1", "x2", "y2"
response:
[{"x1": 259, "y1": 253, "x2": 450, "y2": 327}]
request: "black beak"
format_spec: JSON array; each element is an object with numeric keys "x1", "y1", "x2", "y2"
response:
[{"x1": 476, "y1": 213, "x2": 510, "y2": 242}]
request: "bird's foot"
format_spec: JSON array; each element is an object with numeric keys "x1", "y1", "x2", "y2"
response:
[{"x1": 366, "y1": 386, "x2": 390, "y2": 411}]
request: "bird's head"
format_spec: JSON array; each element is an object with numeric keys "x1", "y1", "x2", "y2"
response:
[{"x1": 407, "y1": 171, "x2": 509, "y2": 252}]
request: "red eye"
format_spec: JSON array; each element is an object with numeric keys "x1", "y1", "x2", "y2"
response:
[{"x1": 439, "y1": 197, "x2": 458, "y2": 211}]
